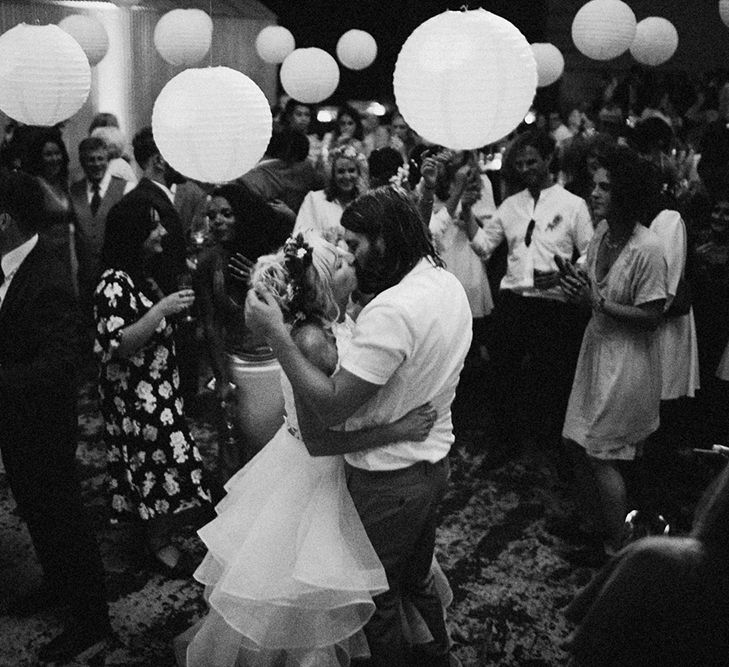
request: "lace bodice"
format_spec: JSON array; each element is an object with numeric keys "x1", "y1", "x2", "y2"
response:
[{"x1": 283, "y1": 316, "x2": 354, "y2": 437}]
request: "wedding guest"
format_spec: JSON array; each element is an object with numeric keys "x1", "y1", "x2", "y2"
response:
[
  {"x1": 293, "y1": 144, "x2": 368, "y2": 244},
  {"x1": 0, "y1": 170, "x2": 111, "y2": 664},
  {"x1": 90, "y1": 126, "x2": 138, "y2": 185},
  {"x1": 95, "y1": 195, "x2": 213, "y2": 578},
  {"x1": 560, "y1": 145, "x2": 667, "y2": 562}
]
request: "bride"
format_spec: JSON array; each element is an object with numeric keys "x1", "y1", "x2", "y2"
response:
[{"x1": 181, "y1": 232, "x2": 444, "y2": 666}]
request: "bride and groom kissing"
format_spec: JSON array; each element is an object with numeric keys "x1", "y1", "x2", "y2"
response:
[{"x1": 184, "y1": 186, "x2": 472, "y2": 667}]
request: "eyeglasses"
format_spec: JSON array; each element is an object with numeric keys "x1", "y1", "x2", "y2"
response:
[{"x1": 525, "y1": 219, "x2": 536, "y2": 247}]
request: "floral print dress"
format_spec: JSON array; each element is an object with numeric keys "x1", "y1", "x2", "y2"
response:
[{"x1": 94, "y1": 269, "x2": 212, "y2": 522}]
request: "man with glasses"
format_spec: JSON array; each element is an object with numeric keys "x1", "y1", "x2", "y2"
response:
[{"x1": 464, "y1": 130, "x2": 593, "y2": 468}]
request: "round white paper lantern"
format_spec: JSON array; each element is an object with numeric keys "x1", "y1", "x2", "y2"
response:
[
  {"x1": 393, "y1": 8, "x2": 537, "y2": 150},
  {"x1": 0, "y1": 23, "x2": 91, "y2": 126},
  {"x1": 255, "y1": 25, "x2": 295, "y2": 64},
  {"x1": 336, "y1": 29, "x2": 377, "y2": 70},
  {"x1": 280, "y1": 48, "x2": 339, "y2": 104},
  {"x1": 154, "y1": 9, "x2": 212, "y2": 67},
  {"x1": 630, "y1": 17, "x2": 678, "y2": 67},
  {"x1": 572, "y1": 0, "x2": 636, "y2": 60},
  {"x1": 530, "y1": 43, "x2": 564, "y2": 87},
  {"x1": 59, "y1": 14, "x2": 109, "y2": 67},
  {"x1": 721, "y1": 0, "x2": 729, "y2": 28},
  {"x1": 152, "y1": 67, "x2": 272, "y2": 184},
  {"x1": 112, "y1": 0, "x2": 140, "y2": 6}
]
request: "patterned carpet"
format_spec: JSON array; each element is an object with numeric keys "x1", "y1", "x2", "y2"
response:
[{"x1": 0, "y1": 361, "x2": 716, "y2": 666}]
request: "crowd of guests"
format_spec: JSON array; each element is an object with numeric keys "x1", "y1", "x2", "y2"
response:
[{"x1": 3, "y1": 64, "x2": 729, "y2": 664}]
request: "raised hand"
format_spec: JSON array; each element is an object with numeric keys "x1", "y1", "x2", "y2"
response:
[{"x1": 228, "y1": 253, "x2": 255, "y2": 284}]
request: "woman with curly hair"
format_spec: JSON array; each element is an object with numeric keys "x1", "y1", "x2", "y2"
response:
[
  {"x1": 293, "y1": 144, "x2": 368, "y2": 244},
  {"x1": 183, "y1": 232, "x2": 441, "y2": 666}
]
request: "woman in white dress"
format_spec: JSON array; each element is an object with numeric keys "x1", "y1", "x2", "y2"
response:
[
  {"x1": 293, "y1": 145, "x2": 368, "y2": 244},
  {"x1": 182, "y1": 233, "x2": 443, "y2": 667},
  {"x1": 560, "y1": 146, "x2": 667, "y2": 558}
]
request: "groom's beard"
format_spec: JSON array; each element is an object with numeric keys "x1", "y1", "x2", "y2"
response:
[{"x1": 354, "y1": 244, "x2": 387, "y2": 295}]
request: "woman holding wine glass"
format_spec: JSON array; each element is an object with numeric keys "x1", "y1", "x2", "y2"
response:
[{"x1": 94, "y1": 202, "x2": 214, "y2": 578}]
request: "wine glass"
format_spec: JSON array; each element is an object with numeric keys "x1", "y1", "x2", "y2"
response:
[{"x1": 177, "y1": 273, "x2": 195, "y2": 324}]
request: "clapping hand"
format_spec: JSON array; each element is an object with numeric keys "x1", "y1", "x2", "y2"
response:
[{"x1": 559, "y1": 261, "x2": 592, "y2": 307}]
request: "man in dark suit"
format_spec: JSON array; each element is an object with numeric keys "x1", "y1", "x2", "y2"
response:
[
  {"x1": 0, "y1": 170, "x2": 111, "y2": 663},
  {"x1": 105, "y1": 128, "x2": 196, "y2": 402},
  {"x1": 71, "y1": 135, "x2": 132, "y2": 316}
]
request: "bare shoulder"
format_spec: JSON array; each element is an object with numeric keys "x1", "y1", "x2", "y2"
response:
[{"x1": 292, "y1": 322, "x2": 338, "y2": 375}]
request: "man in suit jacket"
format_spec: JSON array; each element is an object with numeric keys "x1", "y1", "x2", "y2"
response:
[
  {"x1": 0, "y1": 170, "x2": 110, "y2": 663},
  {"x1": 71, "y1": 136, "x2": 133, "y2": 315}
]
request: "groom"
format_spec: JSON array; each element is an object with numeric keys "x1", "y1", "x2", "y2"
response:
[{"x1": 246, "y1": 187, "x2": 471, "y2": 666}]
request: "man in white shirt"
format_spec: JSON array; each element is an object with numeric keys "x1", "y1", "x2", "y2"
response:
[
  {"x1": 246, "y1": 187, "x2": 471, "y2": 666},
  {"x1": 466, "y1": 131, "x2": 593, "y2": 465}
]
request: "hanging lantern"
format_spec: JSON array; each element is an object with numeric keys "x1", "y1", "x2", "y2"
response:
[
  {"x1": 393, "y1": 8, "x2": 537, "y2": 150},
  {"x1": 152, "y1": 67, "x2": 272, "y2": 184},
  {"x1": 336, "y1": 29, "x2": 377, "y2": 70},
  {"x1": 0, "y1": 23, "x2": 91, "y2": 126},
  {"x1": 630, "y1": 17, "x2": 678, "y2": 66},
  {"x1": 112, "y1": 0, "x2": 140, "y2": 6},
  {"x1": 255, "y1": 25, "x2": 295, "y2": 64},
  {"x1": 280, "y1": 48, "x2": 339, "y2": 104},
  {"x1": 154, "y1": 9, "x2": 212, "y2": 67},
  {"x1": 721, "y1": 0, "x2": 729, "y2": 28},
  {"x1": 58, "y1": 14, "x2": 109, "y2": 67},
  {"x1": 572, "y1": 0, "x2": 636, "y2": 60},
  {"x1": 530, "y1": 43, "x2": 564, "y2": 87}
]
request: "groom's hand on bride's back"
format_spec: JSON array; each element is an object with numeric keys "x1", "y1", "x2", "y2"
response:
[{"x1": 244, "y1": 288, "x2": 286, "y2": 339}]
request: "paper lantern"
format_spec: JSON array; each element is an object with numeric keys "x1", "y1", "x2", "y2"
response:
[
  {"x1": 630, "y1": 17, "x2": 678, "y2": 66},
  {"x1": 58, "y1": 14, "x2": 109, "y2": 67},
  {"x1": 0, "y1": 23, "x2": 91, "y2": 126},
  {"x1": 154, "y1": 9, "x2": 212, "y2": 67},
  {"x1": 336, "y1": 29, "x2": 377, "y2": 70},
  {"x1": 531, "y1": 43, "x2": 564, "y2": 87},
  {"x1": 721, "y1": 0, "x2": 729, "y2": 28},
  {"x1": 280, "y1": 48, "x2": 339, "y2": 104},
  {"x1": 393, "y1": 8, "x2": 537, "y2": 150},
  {"x1": 255, "y1": 25, "x2": 295, "y2": 64},
  {"x1": 152, "y1": 67, "x2": 272, "y2": 184},
  {"x1": 572, "y1": 0, "x2": 636, "y2": 60},
  {"x1": 112, "y1": 0, "x2": 140, "y2": 6}
]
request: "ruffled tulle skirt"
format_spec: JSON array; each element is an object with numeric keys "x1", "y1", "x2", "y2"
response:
[{"x1": 182, "y1": 425, "x2": 389, "y2": 666}]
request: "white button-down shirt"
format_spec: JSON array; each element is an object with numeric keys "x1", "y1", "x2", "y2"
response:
[
  {"x1": 85, "y1": 169, "x2": 134, "y2": 203},
  {"x1": 0, "y1": 233, "x2": 38, "y2": 309},
  {"x1": 470, "y1": 183, "x2": 593, "y2": 301}
]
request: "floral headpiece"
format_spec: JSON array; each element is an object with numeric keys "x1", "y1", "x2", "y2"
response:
[{"x1": 283, "y1": 234, "x2": 314, "y2": 319}]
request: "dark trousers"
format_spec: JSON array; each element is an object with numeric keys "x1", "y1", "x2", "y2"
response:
[
  {"x1": 490, "y1": 291, "x2": 587, "y2": 449},
  {"x1": 346, "y1": 458, "x2": 450, "y2": 667},
  {"x1": 2, "y1": 421, "x2": 108, "y2": 627}
]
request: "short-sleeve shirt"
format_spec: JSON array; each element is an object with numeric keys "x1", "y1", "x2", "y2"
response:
[{"x1": 341, "y1": 259, "x2": 472, "y2": 470}]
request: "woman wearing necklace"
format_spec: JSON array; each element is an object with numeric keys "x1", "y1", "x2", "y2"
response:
[{"x1": 559, "y1": 145, "x2": 667, "y2": 563}]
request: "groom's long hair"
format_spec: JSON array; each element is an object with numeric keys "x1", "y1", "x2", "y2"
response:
[{"x1": 341, "y1": 186, "x2": 443, "y2": 294}]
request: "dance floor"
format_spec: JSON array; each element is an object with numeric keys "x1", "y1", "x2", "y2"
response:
[{"x1": 0, "y1": 361, "x2": 714, "y2": 666}]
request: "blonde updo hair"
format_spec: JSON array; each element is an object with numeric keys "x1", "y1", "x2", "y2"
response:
[{"x1": 249, "y1": 232, "x2": 343, "y2": 326}]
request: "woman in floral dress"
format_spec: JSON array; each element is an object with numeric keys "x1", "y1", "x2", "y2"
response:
[{"x1": 94, "y1": 206, "x2": 212, "y2": 577}]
